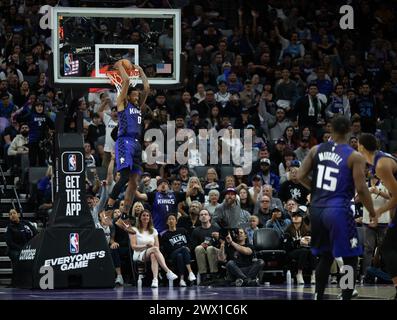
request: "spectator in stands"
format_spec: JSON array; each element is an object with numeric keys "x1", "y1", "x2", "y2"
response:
[
  {"x1": 294, "y1": 137, "x2": 310, "y2": 162},
  {"x1": 265, "y1": 207, "x2": 291, "y2": 239},
  {"x1": 94, "y1": 210, "x2": 124, "y2": 286},
  {"x1": 283, "y1": 125, "x2": 298, "y2": 151},
  {"x1": 98, "y1": 98, "x2": 118, "y2": 170},
  {"x1": 136, "y1": 178, "x2": 186, "y2": 235},
  {"x1": 326, "y1": 84, "x2": 351, "y2": 120},
  {"x1": 204, "y1": 189, "x2": 220, "y2": 216},
  {"x1": 238, "y1": 186, "x2": 254, "y2": 214},
  {"x1": 255, "y1": 194, "x2": 272, "y2": 227},
  {"x1": 350, "y1": 83, "x2": 379, "y2": 133},
  {"x1": 5, "y1": 209, "x2": 38, "y2": 270},
  {"x1": 294, "y1": 83, "x2": 326, "y2": 133},
  {"x1": 349, "y1": 136, "x2": 359, "y2": 151},
  {"x1": 161, "y1": 214, "x2": 196, "y2": 287},
  {"x1": 213, "y1": 188, "x2": 244, "y2": 229},
  {"x1": 284, "y1": 210, "x2": 316, "y2": 285},
  {"x1": 255, "y1": 158, "x2": 280, "y2": 193},
  {"x1": 279, "y1": 149, "x2": 297, "y2": 184},
  {"x1": 185, "y1": 176, "x2": 205, "y2": 207},
  {"x1": 129, "y1": 209, "x2": 178, "y2": 288},
  {"x1": 218, "y1": 228, "x2": 264, "y2": 287},
  {"x1": 279, "y1": 166, "x2": 309, "y2": 205},
  {"x1": 275, "y1": 69, "x2": 299, "y2": 113},
  {"x1": 191, "y1": 209, "x2": 220, "y2": 282},
  {"x1": 246, "y1": 215, "x2": 259, "y2": 245},
  {"x1": 7, "y1": 122, "x2": 29, "y2": 184},
  {"x1": 203, "y1": 167, "x2": 221, "y2": 195},
  {"x1": 177, "y1": 201, "x2": 202, "y2": 236},
  {"x1": 269, "y1": 108, "x2": 293, "y2": 141},
  {"x1": 16, "y1": 101, "x2": 54, "y2": 166},
  {"x1": 0, "y1": 93, "x2": 15, "y2": 119}
]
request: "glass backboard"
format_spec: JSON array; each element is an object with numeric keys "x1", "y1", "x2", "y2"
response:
[{"x1": 52, "y1": 7, "x2": 181, "y2": 86}]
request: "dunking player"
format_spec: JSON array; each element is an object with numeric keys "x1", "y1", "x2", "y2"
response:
[
  {"x1": 297, "y1": 116, "x2": 376, "y2": 300},
  {"x1": 105, "y1": 61, "x2": 149, "y2": 232},
  {"x1": 358, "y1": 133, "x2": 397, "y2": 300}
]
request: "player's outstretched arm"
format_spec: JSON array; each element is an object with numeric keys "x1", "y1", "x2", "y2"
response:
[
  {"x1": 351, "y1": 152, "x2": 376, "y2": 218},
  {"x1": 115, "y1": 62, "x2": 130, "y2": 112},
  {"x1": 297, "y1": 145, "x2": 318, "y2": 190},
  {"x1": 136, "y1": 65, "x2": 150, "y2": 109},
  {"x1": 374, "y1": 157, "x2": 397, "y2": 216}
]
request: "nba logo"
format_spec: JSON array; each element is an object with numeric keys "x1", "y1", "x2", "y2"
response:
[
  {"x1": 69, "y1": 233, "x2": 79, "y2": 254},
  {"x1": 68, "y1": 154, "x2": 77, "y2": 171}
]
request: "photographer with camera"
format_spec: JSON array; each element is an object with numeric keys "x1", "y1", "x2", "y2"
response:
[{"x1": 218, "y1": 228, "x2": 264, "y2": 287}]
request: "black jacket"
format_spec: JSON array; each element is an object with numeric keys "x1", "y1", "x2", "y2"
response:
[{"x1": 5, "y1": 220, "x2": 38, "y2": 251}]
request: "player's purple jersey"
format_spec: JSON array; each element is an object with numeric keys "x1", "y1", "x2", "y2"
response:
[
  {"x1": 311, "y1": 142, "x2": 355, "y2": 208},
  {"x1": 152, "y1": 192, "x2": 177, "y2": 234},
  {"x1": 118, "y1": 102, "x2": 142, "y2": 139}
]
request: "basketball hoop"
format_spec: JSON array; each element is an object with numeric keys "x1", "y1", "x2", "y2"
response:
[{"x1": 105, "y1": 68, "x2": 140, "y2": 95}]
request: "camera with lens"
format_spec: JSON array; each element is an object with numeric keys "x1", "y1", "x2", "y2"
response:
[{"x1": 219, "y1": 228, "x2": 239, "y2": 242}]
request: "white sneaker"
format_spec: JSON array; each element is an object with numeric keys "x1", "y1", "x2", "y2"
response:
[
  {"x1": 188, "y1": 272, "x2": 197, "y2": 282},
  {"x1": 151, "y1": 278, "x2": 158, "y2": 288},
  {"x1": 310, "y1": 274, "x2": 316, "y2": 285},
  {"x1": 115, "y1": 275, "x2": 124, "y2": 286},
  {"x1": 179, "y1": 279, "x2": 187, "y2": 287},
  {"x1": 166, "y1": 271, "x2": 178, "y2": 281},
  {"x1": 296, "y1": 273, "x2": 305, "y2": 285}
]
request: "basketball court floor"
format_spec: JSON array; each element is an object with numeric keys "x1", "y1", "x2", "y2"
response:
[{"x1": 0, "y1": 284, "x2": 394, "y2": 300}]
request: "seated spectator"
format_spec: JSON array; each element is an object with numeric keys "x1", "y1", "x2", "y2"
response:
[
  {"x1": 246, "y1": 215, "x2": 260, "y2": 245},
  {"x1": 95, "y1": 210, "x2": 124, "y2": 286},
  {"x1": 283, "y1": 126, "x2": 298, "y2": 151},
  {"x1": 7, "y1": 122, "x2": 29, "y2": 186},
  {"x1": 279, "y1": 167, "x2": 310, "y2": 205},
  {"x1": 238, "y1": 186, "x2": 254, "y2": 214},
  {"x1": 254, "y1": 195, "x2": 272, "y2": 227},
  {"x1": 185, "y1": 176, "x2": 205, "y2": 207},
  {"x1": 177, "y1": 201, "x2": 202, "y2": 237},
  {"x1": 203, "y1": 167, "x2": 222, "y2": 195},
  {"x1": 5, "y1": 209, "x2": 38, "y2": 281},
  {"x1": 294, "y1": 137, "x2": 310, "y2": 162},
  {"x1": 129, "y1": 210, "x2": 178, "y2": 288},
  {"x1": 248, "y1": 174, "x2": 262, "y2": 204},
  {"x1": 204, "y1": 189, "x2": 220, "y2": 216},
  {"x1": 254, "y1": 158, "x2": 280, "y2": 193},
  {"x1": 213, "y1": 188, "x2": 246, "y2": 229},
  {"x1": 190, "y1": 209, "x2": 220, "y2": 282},
  {"x1": 279, "y1": 149, "x2": 297, "y2": 184},
  {"x1": 253, "y1": 184, "x2": 282, "y2": 215},
  {"x1": 218, "y1": 228, "x2": 264, "y2": 287},
  {"x1": 284, "y1": 210, "x2": 316, "y2": 285},
  {"x1": 161, "y1": 214, "x2": 196, "y2": 287},
  {"x1": 265, "y1": 207, "x2": 291, "y2": 239},
  {"x1": 131, "y1": 201, "x2": 145, "y2": 226}
]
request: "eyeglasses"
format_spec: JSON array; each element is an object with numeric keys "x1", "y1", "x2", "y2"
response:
[{"x1": 261, "y1": 200, "x2": 270, "y2": 203}]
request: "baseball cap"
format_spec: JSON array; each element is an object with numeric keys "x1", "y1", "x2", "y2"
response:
[
  {"x1": 226, "y1": 123, "x2": 233, "y2": 129},
  {"x1": 260, "y1": 158, "x2": 271, "y2": 165},
  {"x1": 224, "y1": 187, "x2": 237, "y2": 195},
  {"x1": 271, "y1": 207, "x2": 282, "y2": 213},
  {"x1": 190, "y1": 110, "x2": 199, "y2": 117},
  {"x1": 246, "y1": 124, "x2": 255, "y2": 129},
  {"x1": 291, "y1": 209, "x2": 304, "y2": 217},
  {"x1": 276, "y1": 137, "x2": 286, "y2": 144},
  {"x1": 142, "y1": 172, "x2": 151, "y2": 178},
  {"x1": 157, "y1": 178, "x2": 169, "y2": 186}
]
